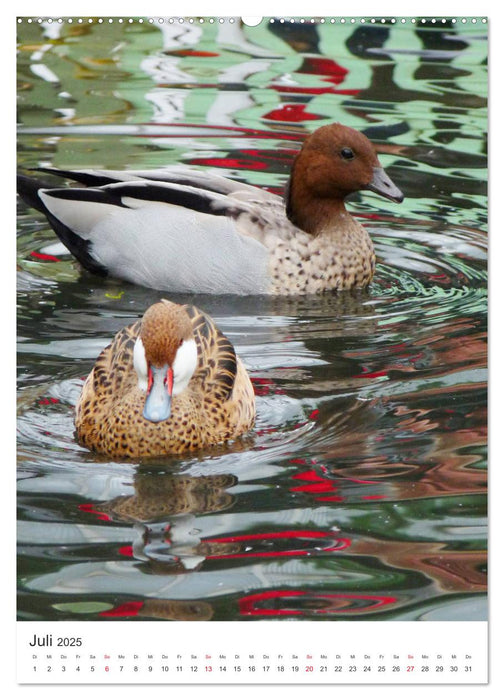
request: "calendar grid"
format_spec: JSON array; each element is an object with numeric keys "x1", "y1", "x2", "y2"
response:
[{"x1": 17, "y1": 620, "x2": 488, "y2": 684}]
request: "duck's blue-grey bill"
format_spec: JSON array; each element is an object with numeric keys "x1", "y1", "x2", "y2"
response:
[
  {"x1": 143, "y1": 364, "x2": 172, "y2": 422},
  {"x1": 367, "y1": 166, "x2": 404, "y2": 203}
]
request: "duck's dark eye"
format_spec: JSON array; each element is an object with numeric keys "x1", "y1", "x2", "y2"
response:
[{"x1": 340, "y1": 147, "x2": 355, "y2": 160}]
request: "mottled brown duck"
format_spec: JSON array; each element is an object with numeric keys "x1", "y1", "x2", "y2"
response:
[{"x1": 75, "y1": 300, "x2": 255, "y2": 458}]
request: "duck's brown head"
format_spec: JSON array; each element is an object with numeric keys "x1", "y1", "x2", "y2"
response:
[{"x1": 286, "y1": 123, "x2": 403, "y2": 233}]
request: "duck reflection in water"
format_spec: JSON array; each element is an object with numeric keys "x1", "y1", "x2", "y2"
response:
[{"x1": 102, "y1": 471, "x2": 241, "y2": 575}]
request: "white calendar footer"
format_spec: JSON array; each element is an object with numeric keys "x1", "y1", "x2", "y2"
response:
[{"x1": 17, "y1": 620, "x2": 488, "y2": 684}]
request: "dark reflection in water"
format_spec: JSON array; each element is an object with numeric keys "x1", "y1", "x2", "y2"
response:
[
  {"x1": 17, "y1": 17, "x2": 487, "y2": 622},
  {"x1": 105, "y1": 472, "x2": 238, "y2": 521}
]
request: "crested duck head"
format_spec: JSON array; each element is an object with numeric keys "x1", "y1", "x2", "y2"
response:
[
  {"x1": 286, "y1": 123, "x2": 404, "y2": 233},
  {"x1": 133, "y1": 300, "x2": 198, "y2": 423}
]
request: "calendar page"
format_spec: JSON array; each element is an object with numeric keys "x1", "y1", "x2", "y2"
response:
[{"x1": 15, "y1": 7, "x2": 489, "y2": 688}]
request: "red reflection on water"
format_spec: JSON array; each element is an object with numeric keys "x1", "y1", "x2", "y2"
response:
[
  {"x1": 187, "y1": 156, "x2": 269, "y2": 170},
  {"x1": 78, "y1": 503, "x2": 111, "y2": 521},
  {"x1": 166, "y1": 49, "x2": 220, "y2": 57},
  {"x1": 251, "y1": 377, "x2": 285, "y2": 396},
  {"x1": 353, "y1": 366, "x2": 389, "y2": 379},
  {"x1": 188, "y1": 148, "x2": 295, "y2": 178},
  {"x1": 272, "y1": 86, "x2": 361, "y2": 96},
  {"x1": 239, "y1": 590, "x2": 397, "y2": 616},
  {"x1": 263, "y1": 104, "x2": 325, "y2": 122},
  {"x1": 118, "y1": 545, "x2": 133, "y2": 557},
  {"x1": 100, "y1": 601, "x2": 144, "y2": 617},
  {"x1": 270, "y1": 57, "x2": 361, "y2": 96},
  {"x1": 290, "y1": 464, "x2": 382, "y2": 502},
  {"x1": 29, "y1": 251, "x2": 61, "y2": 262},
  {"x1": 298, "y1": 57, "x2": 349, "y2": 83},
  {"x1": 204, "y1": 529, "x2": 350, "y2": 560}
]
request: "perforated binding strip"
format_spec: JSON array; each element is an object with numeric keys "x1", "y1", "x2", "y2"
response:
[{"x1": 16, "y1": 17, "x2": 489, "y2": 25}]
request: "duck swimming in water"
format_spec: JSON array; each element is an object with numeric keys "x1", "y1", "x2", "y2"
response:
[
  {"x1": 17, "y1": 123, "x2": 403, "y2": 295},
  {"x1": 75, "y1": 299, "x2": 255, "y2": 458}
]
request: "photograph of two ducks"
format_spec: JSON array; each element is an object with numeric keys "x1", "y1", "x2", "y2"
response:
[{"x1": 17, "y1": 17, "x2": 487, "y2": 628}]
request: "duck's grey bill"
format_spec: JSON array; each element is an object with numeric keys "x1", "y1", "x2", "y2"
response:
[
  {"x1": 367, "y1": 167, "x2": 404, "y2": 203},
  {"x1": 143, "y1": 364, "x2": 172, "y2": 423}
]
